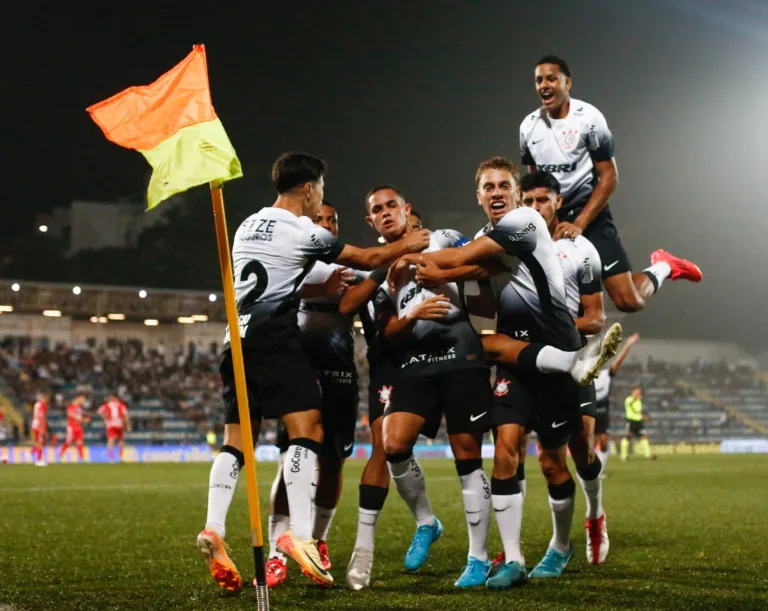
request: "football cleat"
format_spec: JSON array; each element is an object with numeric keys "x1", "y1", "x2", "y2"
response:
[
  {"x1": 404, "y1": 518, "x2": 443, "y2": 571},
  {"x1": 489, "y1": 551, "x2": 506, "y2": 576},
  {"x1": 317, "y1": 539, "x2": 332, "y2": 571},
  {"x1": 197, "y1": 529, "x2": 243, "y2": 592},
  {"x1": 455, "y1": 555, "x2": 491, "y2": 588},
  {"x1": 277, "y1": 531, "x2": 333, "y2": 587},
  {"x1": 485, "y1": 560, "x2": 527, "y2": 589},
  {"x1": 586, "y1": 513, "x2": 610, "y2": 565},
  {"x1": 346, "y1": 547, "x2": 374, "y2": 591},
  {"x1": 570, "y1": 323, "x2": 623, "y2": 386},
  {"x1": 264, "y1": 556, "x2": 287, "y2": 588},
  {"x1": 529, "y1": 545, "x2": 574, "y2": 578},
  {"x1": 651, "y1": 249, "x2": 703, "y2": 283}
]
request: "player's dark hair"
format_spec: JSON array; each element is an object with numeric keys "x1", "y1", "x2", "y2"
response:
[
  {"x1": 475, "y1": 156, "x2": 520, "y2": 187},
  {"x1": 365, "y1": 184, "x2": 406, "y2": 209},
  {"x1": 271, "y1": 152, "x2": 326, "y2": 194},
  {"x1": 409, "y1": 210, "x2": 422, "y2": 220},
  {"x1": 520, "y1": 170, "x2": 561, "y2": 195},
  {"x1": 321, "y1": 200, "x2": 335, "y2": 210},
  {"x1": 536, "y1": 55, "x2": 571, "y2": 78}
]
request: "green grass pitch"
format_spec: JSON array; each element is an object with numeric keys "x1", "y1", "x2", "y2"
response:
[{"x1": 1, "y1": 455, "x2": 766, "y2": 610}]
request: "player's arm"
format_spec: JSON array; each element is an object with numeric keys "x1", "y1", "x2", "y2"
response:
[
  {"x1": 610, "y1": 333, "x2": 639, "y2": 375},
  {"x1": 335, "y1": 230, "x2": 431, "y2": 270},
  {"x1": 571, "y1": 110, "x2": 618, "y2": 231},
  {"x1": 300, "y1": 266, "x2": 355, "y2": 299},
  {"x1": 414, "y1": 255, "x2": 509, "y2": 285},
  {"x1": 574, "y1": 240, "x2": 605, "y2": 334},
  {"x1": 123, "y1": 412, "x2": 132, "y2": 432},
  {"x1": 381, "y1": 295, "x2": 453, "y2": 345},
  {"x1": 576, "y1": 292, "x2": 605, "y2": 335},
  {"x1": 520, "y1": 122, "x2": 537, "y2": 173},
  {"x1": 338, "y1": 268, "x2": 387, "y2": 315}
]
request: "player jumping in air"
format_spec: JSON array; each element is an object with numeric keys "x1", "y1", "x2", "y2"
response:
[{"x1": 520, "y1": 55, "x2": 702, "y2": 312}]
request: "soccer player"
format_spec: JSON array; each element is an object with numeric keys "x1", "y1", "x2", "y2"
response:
[
  {"x1": 99, "y1": 393, "x2": 130, "y2": 462},
  {"x1": 196, "y1": 152, "x2": 430, "y2": 591},
  {"x1": 59, "y1": 394, "x2": 88, "y2": 461},
  {"x1": 394, "y1": 156, "x2": 621, "y2": 589},
  {"x1": 30, "y1": 391, "x2": 49, "y2": 466},
  {"x1": 266, "y1": 201, "x2": 364, "y2": 586},
  {"x1": 594, "y1": 332, "x2": 640, "y2": 468},
  {"x1": 377, "y1": 185, "x2": 495, "y2": 589},
  {"x1": 621, "y1": 384, "x2": 654, "y2": 461},
  {"x1": 520, "y1": 55, "x2": 702, "y2": 312},
  {"x1": 339, "y1": 186, "x2": 437, "y2": 590}
]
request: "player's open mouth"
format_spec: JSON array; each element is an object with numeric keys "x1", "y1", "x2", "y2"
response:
[
  {"x1": 490, "y1": 202, "x2": 507, "y2": 214},
  {"x1": 382, "y1": 219, "x2": 394, "y2": 230},
  {"x1": 540, "y1": 90, "x2": 554, "y2": 102}
]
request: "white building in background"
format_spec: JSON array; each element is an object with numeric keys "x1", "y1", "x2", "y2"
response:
[{"x1": 36, "y1": 193, "x2": 182, "y2": 254}]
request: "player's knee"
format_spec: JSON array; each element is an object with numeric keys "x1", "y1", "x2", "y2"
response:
[
  {"x1": 538, "y1": 451, "x2": 568, "y2": 480},
  {"x1": 493, "y1": 441, "x2": 519, "y2": 475},
  {"x1": 382, "y1": 438, "x2": 411, "y2": 458}
]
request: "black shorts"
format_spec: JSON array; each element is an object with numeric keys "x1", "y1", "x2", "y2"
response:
[
  {"x1": 583, "y1": 217, "x2": 632, "y2": 279},
  {"x1": 220, "y1": 338, "x2": 322, "y2": 425},
  {"x1": 493, "y1": 368, "x2": 583, "y2": 449},
  {"x1": 578, "y1": 384, "x2": 597, "y2": 418},
  {"x1": 385, "y1": 368, "x2": 492, "y2": 438},
  {"x1": 594, "y1": 400, "x2": 610, "y2": 434},
  {"x1": 368, "y1": 362, "x2": 398, "y2": 424},
  {"x1": 626, "y1": 419, "x2": 646, "y2": 437},
  {"x1": 276, "y1": 372, "x2": 359, "y2": 460}
]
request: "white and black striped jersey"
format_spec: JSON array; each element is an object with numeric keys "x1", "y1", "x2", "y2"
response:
[
  {"x1": 519, "y1": 98, "x2": 615, "y2": 219},
  {"x1": 382, "y1": 229, "x2": 487, "y2": 377},
  {"x1": 554, "y1": 235, "x2": 602, "y2": 319},
  {"x1": 477, "y1": 207, "x2": 581, "y2": 350},
  {"x1": 224, "y1": 207, "x2": 344, "y2": 347},
  {"x1": 298, "y1": 262, "x2": 367, "y2": 372}
]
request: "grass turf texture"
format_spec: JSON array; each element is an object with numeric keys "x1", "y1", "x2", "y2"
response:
[{"x1": 1, "y1": 455, "x2": 766, "y2": 611}]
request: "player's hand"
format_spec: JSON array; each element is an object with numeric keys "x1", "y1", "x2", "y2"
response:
[
  {"x1": 415, "y1": 256, "x2": 444, "y2": 287},
  {"x1": 404, "y1": 229, "x2": 431, "y2": 253},
  {"x1": 322, "y1": 267, "x2": 354, "y2": 296},
  {"x1": 627, "y1": 332, "x2": 640, "y2": 345},
  {"x1": 387, "y1": 255, "x2": 417, "y2": 290},
  {"x1": 553, "y1": 222, "x2": 583, "y2": 240},
  {"x1": 405, "y1": 295, "x2": 452, "y2": 320}
]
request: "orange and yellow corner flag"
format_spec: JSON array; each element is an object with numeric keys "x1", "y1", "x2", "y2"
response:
[{"x1": 87, "y1": 44, "x2": 242, "y2": 210}]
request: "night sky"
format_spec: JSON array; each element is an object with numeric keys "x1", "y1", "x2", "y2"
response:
[{"x1": 6, "y1": 1, "x2": 768, "y2": 350}]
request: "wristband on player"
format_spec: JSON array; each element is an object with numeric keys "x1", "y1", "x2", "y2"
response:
[{"x1": 368, "y1": 267, "x2": 388, "y2": 285}]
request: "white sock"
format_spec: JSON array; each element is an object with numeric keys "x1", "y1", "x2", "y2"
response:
[
  {"x1": 643, "y1": 261, "x2": 672, "y2": 291},
  {"x1": 492, "y1": 492, "x2": 524, "y2": 564},
  {"x1": 596, "y1": 448, "x2": 609, "y2": 470},
  {"x1": 458, "y1": 467, "x2": 491, "y2": 561},
  {"x1": 268, "y1": 514, "x2": 289, "y2": 561},
  {"x1": 283, "y1": 444, "x2": 319, "y2": 540},
  {"x1": 205, "y1": 449, "x2": 241, "y2": 538},
  {"x1": 536, "y1": 345, "x2": 577, "y2": 374},
  {"x1": 313, "y1": 505, "x2": 336, "y2": 541},
  {"x1": 355, "y1": 507, "x2": 381, "y2": 552},
  {"x1": 548, "y1": 494, "x2": 575, "y2": 553},
  {"x1": 519, "y1": 478, "x2": 527, "y2": 500},
  {"x1": 578, "y1": 472, "x2": 604, "y2": 520},
  {"x1": 388, "y1": 454, "x2": 434, "y2": 526}
]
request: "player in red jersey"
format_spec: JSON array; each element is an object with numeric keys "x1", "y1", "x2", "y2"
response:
[
  {"x1": 59, "y1": 394, "x2": 89, "y2": 461},
  {"x1": 99, "y1": 394, "x2": 130, "y2": 462},
  {"x1": 31, "y1": 392, "x2": 50, "y2": 466}
]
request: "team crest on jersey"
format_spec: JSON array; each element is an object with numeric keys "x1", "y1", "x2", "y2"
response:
[
  {"x1": 561, "y1": 128, "x2": 578, "y2": 149},
  {"x1": 494, "y1": 378, "x2": 511, "y2": 397},
  {"x1": 378, "y1": 385, "x2": 393, "y2": 405}
]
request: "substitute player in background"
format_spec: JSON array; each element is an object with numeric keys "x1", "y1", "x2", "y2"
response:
[
  {"x1": 99, "y1": 394, "x2": 130, "y2": 462},
  {"x1": 594, "y1": 332, "x2": 639, "y2": 468},
  {"x1": 31, "y1": 391, "x2": 50, "y2": 466},
  {"x1": 197, "y1": 152, "x2": 430, "y2": 591},
  {"x1": 621, "y1": 384, "x2": 654, "y2": 461},
  {"x1": 59, "y1": 394, "x2": 89, "y2": 461},
  {"x1": 520, "y1": 55, "x2": 702, "y2": 312},
  {"x1": 267, "y1": 202, "x2": 362, "y2": 586}
]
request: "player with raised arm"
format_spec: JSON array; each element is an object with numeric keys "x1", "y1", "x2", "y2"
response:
[
  {"x1": 594, "y1": 332, "x2": 639, "y2": 469},
  {"x1": 393, "y1": 157, "x2": 622, "y2": 589},
  {"x1": 99, "y1": 393, "x2": 130, "y2": 463},
  {"x1": 340, "y1": 188, "x2": 439, "y2": 590},
  {"x1": 59, "y1": 394, "x2": 88, "y2": 462},
  {"x1": 520, "y1": 55, "x2": 702, "y2": 312},
  {"x1": 196, "y1": 152, "x2": 430, "y2": 591},
  {"x1": 266, "y1": 201, "x2": 364, "y2": 587},
  {"x1": 30, "y1": 391, "x2": 49, "y2": 466}
]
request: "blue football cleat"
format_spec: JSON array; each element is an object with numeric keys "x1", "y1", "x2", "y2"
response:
[
  {"x1": 529, "y1": 545, "x2": 574, "y2": 578},
  {"x1": 454, "y1": 556, "x2": 491, "y2": 588},
  {"x1": 404, "y1": 517, "x2": 443, "y2": 571},
  {"x1": 485, "y1": 560, "x2": 527, "y2": 589}
]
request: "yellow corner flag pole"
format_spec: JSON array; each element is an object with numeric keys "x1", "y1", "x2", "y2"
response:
[{"x1": 210, "y1": 181, "x2": 269, "y2": 610}]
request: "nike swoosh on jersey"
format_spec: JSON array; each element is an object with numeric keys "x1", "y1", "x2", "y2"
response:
[
  {"x1": 603, "y1": 261, "x2": 619, "y2": 271},
  {"x1": 343, "y1": 443, "x2": 353, "y2": 451},
  {"x1": 470, "y1": 412, "x2": 487, "y2": 422},
  {"x1": 551, "y1": 420, "x2": 568, "y2": 428},
  {"x1": 531, "y1": 139, "x2": 543, "y2": 145}
]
